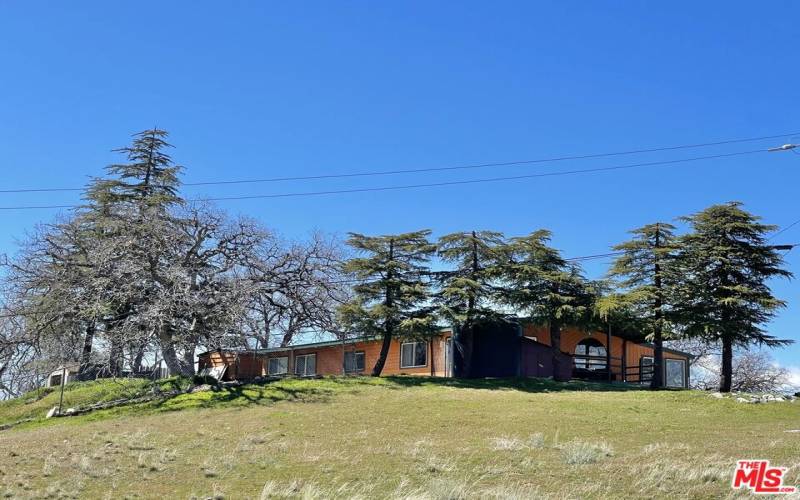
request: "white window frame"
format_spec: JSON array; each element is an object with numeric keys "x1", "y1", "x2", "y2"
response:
[
  {"x1": 344, "y1": 350, "x2": 365, "y2": 373},
  {"x1": 294, "y1": 353, "x2": 317, "y2": 377},
  {"x1": 268, "y1": 356, "x2": 288, "y2": 376},
  {"x1": 665, "y1": 358, "x2": 687, "y2": 388},
  {"x1": 400, "y1": 341, "x2": 428, "y2": 369}
]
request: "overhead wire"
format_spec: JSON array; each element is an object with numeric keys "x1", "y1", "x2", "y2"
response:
[
  {"x1": 0, "y1": 148, "x2": 770, "y2": 210},
  {"x1": 0, "y1": 131, "x2": 795, "y2": 194}
]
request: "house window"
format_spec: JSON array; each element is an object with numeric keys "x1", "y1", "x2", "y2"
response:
[
  {"x1": 640, "y1": 356, "x2": 654, "y2": 384},
  {"x1": 268, "y1": 357, "x2": 288, "y2": 376},
  {"x1": 574, "y1": 338, "x2": 607, "y2": 371},
  {"x1": 400, "y1": 341, "x2": 427, "y2": 368},
  {"x1": 294, "y1": 354, "x2": 316, "y2": 377},
  {"x1": 344, "y1": 351, "x2": 365, "y2": 373},
  {"x1": 665, "y1": 358, "x2": 686, "y2": 388}
]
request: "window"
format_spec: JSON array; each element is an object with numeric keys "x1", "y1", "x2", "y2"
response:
[
  {"x1": 400, "y1": 341, "x2": 427, "y2": 368},
  {"x1": 344, "y1": 351, "x2": 365, "y2": 373},
  {"x1": 640, "y1": 356, "x2": 654, "y2": 385},
  {"x1": 665, "y1": 359, "x2": 686, "y2": 388},
  {"x1": 574, "y1": 338, "x2": 607, "y2": 371},
  {"x1": 294, "y1": 354, "x2": 316, "y2": 377},
  {"x1": 268, "y1": 357, "x2": 288, "y2": 376}
]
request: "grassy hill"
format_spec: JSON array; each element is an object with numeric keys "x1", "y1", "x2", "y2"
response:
[{"x1": 0, "y1": 376, "x2": 797, "y2": 499}]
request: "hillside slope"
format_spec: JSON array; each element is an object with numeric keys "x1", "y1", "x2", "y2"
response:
[{"x1": 0, "y1": 377, "x2": 797, "y2": 499}]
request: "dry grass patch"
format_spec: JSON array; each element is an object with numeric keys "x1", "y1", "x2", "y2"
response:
[
  {"x1": 1, "y1": 377, "x2": 798, "y2": 498},
  {"x1": 561, "y1": 440, "x2": 614, "y2": 465}
]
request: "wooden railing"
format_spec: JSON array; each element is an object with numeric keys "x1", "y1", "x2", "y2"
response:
[{"x1": 572, "y1": 355, "x2": 655, "y2": 384}]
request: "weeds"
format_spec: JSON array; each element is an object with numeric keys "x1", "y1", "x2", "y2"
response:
[{"x1": 562, "y1": 440, "x2": 614, "y2": 465}]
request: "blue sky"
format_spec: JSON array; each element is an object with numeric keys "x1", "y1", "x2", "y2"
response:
[{"x1": 1, "y1": 2, "x2": 798, "y2": 372}]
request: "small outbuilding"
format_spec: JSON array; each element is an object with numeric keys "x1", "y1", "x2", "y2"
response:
[{"x1": 46, "y1": 364, "x2": 80, "y2": 388}]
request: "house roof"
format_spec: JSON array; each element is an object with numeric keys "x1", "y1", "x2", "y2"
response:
[
  {"x1": 198, "y1": 331, "x2": 453, "y2": 357},
  {"x1": 638, "y1": 343, "x2": 695, "y2": 359},
  {"x1": 199, "y1": 320, "x2": 693, "y2": 359},
  {"x1": 49, "y1": 363, "x2": 80, "y2": 375}
]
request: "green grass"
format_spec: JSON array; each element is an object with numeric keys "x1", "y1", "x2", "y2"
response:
[
  {"x1": 0, "y1": 377, "x2": 191, "y2": 428},
  {"x1": 0, "y1": 376, "x2": 798, "y2": 499}
]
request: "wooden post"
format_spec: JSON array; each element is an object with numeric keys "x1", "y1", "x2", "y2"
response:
[
  {"x1": 57, "y1": 366, "x2": 67, "y2": 415},
  {"x1": 429, "y1": 340, "x2": 435, "y2": 376},
  {"x1": 622, "y1": 339, "x2": 628, "y2": 382}
]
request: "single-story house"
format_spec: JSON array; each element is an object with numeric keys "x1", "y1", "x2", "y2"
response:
[
  {"x1": 198, "y1": 320, "x2": 691, "y2": 388},
  {"x1": 199, "y1": 333, "x2": 453, "y2": 380}
]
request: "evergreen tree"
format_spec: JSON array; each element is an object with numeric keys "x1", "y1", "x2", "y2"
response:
[
  {"x1": 608, "y1": 222, "x2": 680, "y2": 388},
  {"x1": 103, "y1": 128, "x2": 183, "y2": 207},
  {"x1": 76, "y1": 129, "x2": 188, "y2": 376},
  {"x1": 676, "y1": 202, "x2": 792, "y2": 392},
  {"x1": 498, "y1": 230, "x2": 595, "y2": 380},
  {"x1": 339, "y1": 231, "x2": 438, "y2": 376},
  {"x1": 435, "y1": 230, "x2": 506, "y2": 377}
]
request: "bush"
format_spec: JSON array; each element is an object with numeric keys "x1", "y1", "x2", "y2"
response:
[{"x1": 562, "y1": 441, "x2": 614, "y2": 465}]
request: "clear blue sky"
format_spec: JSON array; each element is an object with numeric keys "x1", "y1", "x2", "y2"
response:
[{"x1": 1, "y1": 2, "x2": 798, "y2": 371}]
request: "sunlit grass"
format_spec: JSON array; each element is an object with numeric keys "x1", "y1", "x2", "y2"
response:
[{"x1": 0, "y1": 376, "x2": 798, "y2": 498}]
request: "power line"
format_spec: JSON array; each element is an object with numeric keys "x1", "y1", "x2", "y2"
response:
[
  {"x1": 159, "y1": 149, "x2": 771, "y2": 202},
  {"x1": 0, "y1": 132, "x2": 796, "y2": 194},
  {"x1": 0, "y1": 148, "x2": 768, "y2": 211},
  {"x1": 769, "y1": 217, "x2": 800, "y2": 240},
  {"x1": 4, "y1": 241, "x2": 797, "y2": 320}
]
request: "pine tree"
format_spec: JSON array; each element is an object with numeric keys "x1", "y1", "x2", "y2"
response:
[
  {"x1": 498, "y1": 230, "x2": 595, "y2": 380},
  {"x1": 339, "y1": 231, "x2": 439, "y2": 376},
  {"x1": 76, "y1": 129, "x2": 188, "y2": 376},
  {"x1": 608, "y1": 222, "x2": 680, "y2": 388},
  {"x1": 676, "y1": 202, "x2": 792, "y2": 392},
  {"x1": 435, "y1": 230, "x2": 506, "y2": 377},
  {"x1": 103, "y1": 128, "x2": 182, "y2": 207}
]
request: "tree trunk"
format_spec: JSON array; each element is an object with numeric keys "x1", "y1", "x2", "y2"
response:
[
  {"x1": 158, "y1": 328, "x2": 193, "y2": 377},
  {"x1": 651, "y1": 223, "x2": 665, "y2": 389},
  {"x1": 651, "y1": 328, "x2": 664, "y2": 389},
  {"x1": 78, "y1": 322, "x2": 95, "y2": 381},
  {"x1": 108, "y1": 337, "x2": 123, "y2": 377},
  {"x1": 720, "y1": 336, "x2": 733, "y2": 392},
  {"x1": 131, "y1": 343, "x2": 146, "y2": 374},
  {"x1": 181, "y1": 345, "x2": 196, "y2": 376},
  {"x1": 372, "y1": 330, "x2": 392, "y2": 376},
  {"x1": 550, "y1": 319, "x2": 567, "y2": 381},
  {"x1": 455, "y1": 325, "x2": 474, "y2": 378},
  {"x1": 372, "y1": 238, "x2": 395, "y2": 377},
  {"x1": 456, "y1": 230, "x2": 479, "y2": 378}
]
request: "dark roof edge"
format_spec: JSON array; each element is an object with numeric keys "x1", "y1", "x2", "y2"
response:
[
  {"x1": 637, "y1": 342, "x2": 695, "y2": 359},
  {"x1": 198, "y1": 329, "x2": 453, "y2": 357}
]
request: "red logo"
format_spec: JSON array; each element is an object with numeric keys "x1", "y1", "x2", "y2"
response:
[{"x1": 732, "y1": 460, "x2": 797, "y2": 494}]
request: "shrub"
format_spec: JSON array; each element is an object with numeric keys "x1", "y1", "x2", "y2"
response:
[{"x1": 562, "y1": 441, "x2": 614, "y2": 465}]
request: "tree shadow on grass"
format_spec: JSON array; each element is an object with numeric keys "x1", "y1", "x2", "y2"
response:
[
  {"x1": 149, "y1": 383, "x2": 337, "y2": 412},
  {"x1": 382, "y1": 375, "x2": 646, "y2": 393},
  {"x1": 139, "y1": 375, "x2": 645, "y2": 415}
]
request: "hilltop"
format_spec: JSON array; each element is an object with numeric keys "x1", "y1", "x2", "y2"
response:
[{"x1": 0, "y1": 376, "x2": 797, "y2": 498}]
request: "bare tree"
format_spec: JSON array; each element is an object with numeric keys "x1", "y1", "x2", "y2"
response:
[
  {"x1": 241, "y1": 232, "x2": 350, "y2": 349},
  {"x1": 680, "y1": 345, "x2": 791, "y2": 393},
  {"x1": 0, "y1": 130, "x2": 350, "y2": 389}
]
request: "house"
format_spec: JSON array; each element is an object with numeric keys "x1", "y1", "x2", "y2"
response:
[
  {"x1": 198, "y1": 319, "x2": 692, "y2": 388},
  {"x1": 45, "y1": 364, "x2": 80, "y2": 388},
  {"x1": 199, "y1": 333, "x2": 454, "y2": 381},
  {"x1": 466, "y1": 321, "x2": 691, "y2": 388}
]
